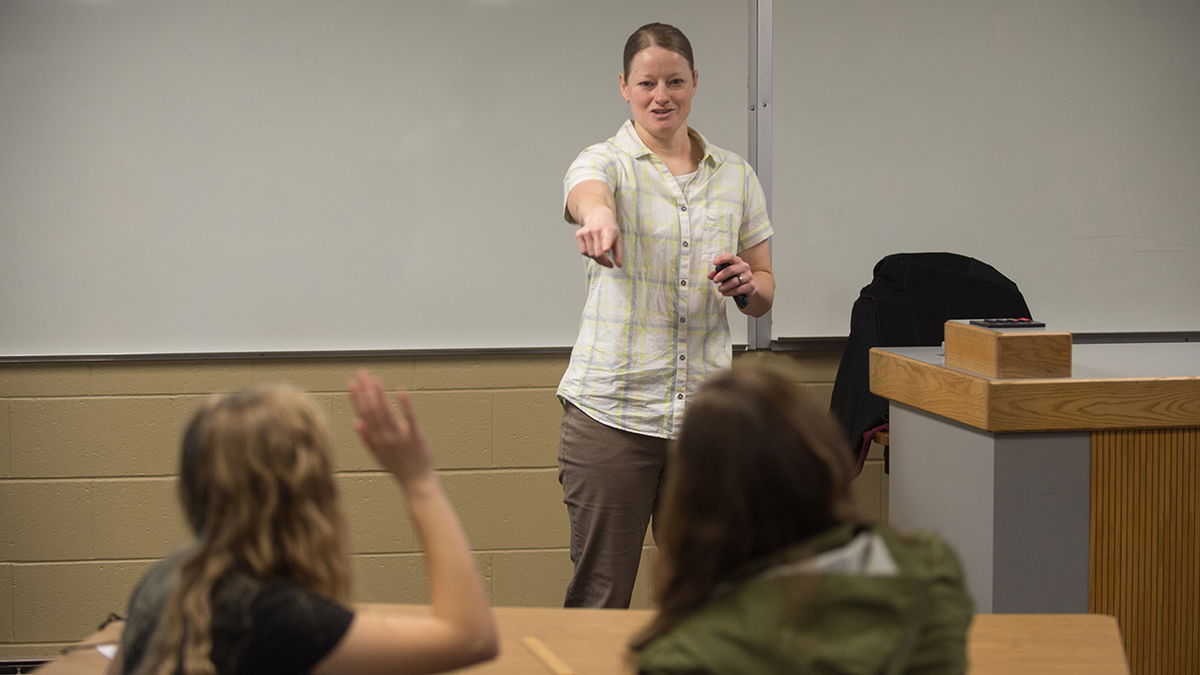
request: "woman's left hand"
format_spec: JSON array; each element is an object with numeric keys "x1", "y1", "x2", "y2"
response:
[
  {"x1": 709, "y1": 253, "x2": 755, "y2": 299},
  {"x1": 708, "y1": 240, "x2": 775, "y2": 317}
]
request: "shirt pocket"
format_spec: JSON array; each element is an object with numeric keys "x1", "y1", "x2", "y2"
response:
[{"x1": 697, "y1": 208, "x2": 741, "y2": 268}]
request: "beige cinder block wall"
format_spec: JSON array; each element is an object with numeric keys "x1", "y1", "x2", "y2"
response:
[{"x1": 0, "y1": 349, "x2": 883, "y2": 657}]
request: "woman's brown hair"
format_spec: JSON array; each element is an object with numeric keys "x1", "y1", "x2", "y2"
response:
[
  {"x1": 630, "y1": 366, "x2": 859, "y2": 651},
  {"x1": 137, "y1": 386, "x2": 352, "y2": 675},
  {"x1": 623, "y1": 22, "x2": 695, "y2": 77}
]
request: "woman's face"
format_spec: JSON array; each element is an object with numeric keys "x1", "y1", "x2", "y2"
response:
[{"x1": 619, "y1": 45, "x2": 697, "y2": 143}]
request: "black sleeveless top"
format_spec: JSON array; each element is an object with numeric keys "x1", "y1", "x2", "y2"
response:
[{"x1": 120, "y1": 551, "x2": 354, "y2": 674}]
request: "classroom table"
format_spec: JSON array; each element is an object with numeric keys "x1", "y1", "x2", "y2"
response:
[{"x1": 32, "y1": 606, "x2": 1129, "y2": 674}]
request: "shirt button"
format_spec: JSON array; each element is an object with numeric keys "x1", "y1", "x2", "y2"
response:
[
  {"x1": 680, "y1": 205, "x2": 687, "y2": 212},
  {"x1": 677, "y1": 393, "x2": 684, "y2": 400},
  {"x1": 682, "y1": 241, "x2": 689, "y2": 247},
  {"x1": 679, "y1": 317, "x2": 686, "y2": 324},
  {"x1": 680, "y1": 279, "x2": 687, "y2": 286},
  {"x1": 679, "y1": 355, "x2": 686, "y2": 361}
]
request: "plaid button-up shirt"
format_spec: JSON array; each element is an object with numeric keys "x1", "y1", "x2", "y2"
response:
[{"x1": 558, "y1": 120, "x2": 773, "y2": 439}]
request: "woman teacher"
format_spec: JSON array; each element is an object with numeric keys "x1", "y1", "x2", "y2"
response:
[{"x1": 558, "y1": 22, "x2": 775, "y2": 608}]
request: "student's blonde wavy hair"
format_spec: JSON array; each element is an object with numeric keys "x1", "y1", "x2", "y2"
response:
[{"x1": 137, "y1": 386, "x2": 352, "y2": 675}]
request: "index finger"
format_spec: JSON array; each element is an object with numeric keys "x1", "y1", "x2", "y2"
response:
[
  {"x1": 349, "y1": 370, "x2": 388, "y2": 422},
  {"x1": 390, "y1": 389, "x2": 418, "y2": 435}
]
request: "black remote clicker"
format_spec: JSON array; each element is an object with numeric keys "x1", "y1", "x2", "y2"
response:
[
  {"x1": 714, "y1": 262, "x2": 749, "y2": 309},
  {"x1": 968, "y1": 318, "x2": 1046, "y2": 328}
]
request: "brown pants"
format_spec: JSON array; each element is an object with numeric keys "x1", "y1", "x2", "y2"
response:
[{"x1": 558, "y1": 402, "x2": 668, "y2": 608}]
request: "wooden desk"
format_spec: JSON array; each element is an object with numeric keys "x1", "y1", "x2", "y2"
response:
[
  {"x1": 968, "y1": 614, "x2": 1128, "y2": 675},
  {"x1": 469, "y1": 606, "x2": 646, "y2": 674},
  {"x1": 36, "y1": 609, "x2": 1128, "y2": 674},
  {"x1": 23, "y1": 620, "x2": 120, "y2": 675},
  {"x1": 871, "y1": 342, "x2": 1200, "y2": 675},
  {"x1": 476, "y1": 608, "x2": 1129, "y2": 675}
]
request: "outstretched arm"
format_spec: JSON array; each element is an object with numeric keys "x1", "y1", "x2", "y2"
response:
[
  {"x1": 567, "y1": 179, "x2": 622, "y2": 268},
  {"x1": 315, "y1": 371, "x2": 498, "y2": 674}
]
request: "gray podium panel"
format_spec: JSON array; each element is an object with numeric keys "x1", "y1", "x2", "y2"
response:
[{"x1": 888, "y1": 403, "x2": 1090, "y2": 612}]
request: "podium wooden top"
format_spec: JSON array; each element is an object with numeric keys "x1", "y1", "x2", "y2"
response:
[{"x1": 870, "y1": 342, "x2": 1200, "y2": 432}]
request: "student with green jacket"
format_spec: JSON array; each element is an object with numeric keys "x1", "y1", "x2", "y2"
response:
[{"x1": 631, "y1": 366, "x2": 972, "y2": 674}]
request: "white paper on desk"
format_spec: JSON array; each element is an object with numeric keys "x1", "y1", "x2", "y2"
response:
[{"x1": 97, "y1": 644, "x2": 118, "y2": 660}]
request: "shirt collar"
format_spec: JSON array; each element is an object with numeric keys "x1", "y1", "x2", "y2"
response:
[{"x1": 615, "y1": 119, "x2": 717, "y2": 167}]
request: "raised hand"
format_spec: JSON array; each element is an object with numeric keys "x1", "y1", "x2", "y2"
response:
[{"x1": 347, "y1": 370, "x2": 433, "y2": 486}]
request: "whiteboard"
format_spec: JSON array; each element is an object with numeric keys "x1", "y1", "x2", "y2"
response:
[
  {"x1": 0, "y1": 0, "x2": 749, "y2": 356},
  {"x1": 770, "y1": 0, "x2": 1200, "y2": 337}
]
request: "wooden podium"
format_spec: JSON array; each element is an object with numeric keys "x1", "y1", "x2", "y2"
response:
[{"x1": 870, "y1": 322, "x2": 1200, "y2": 675}]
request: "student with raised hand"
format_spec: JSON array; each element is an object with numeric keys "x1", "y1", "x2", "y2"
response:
[
  {"x1": 558, "y1": 20, "x2": 775, "y2": 610},
  {"x1": 631, "y1": 366, "x2": 972, "y2": 674},
  {"x1": 108, "y1": 371, "x2": 497, "y2": 675}
]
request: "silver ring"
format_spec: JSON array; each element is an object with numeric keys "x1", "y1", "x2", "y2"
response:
[{"x1": 736, "y1": 274, "x2": 743, "y2": 284}]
